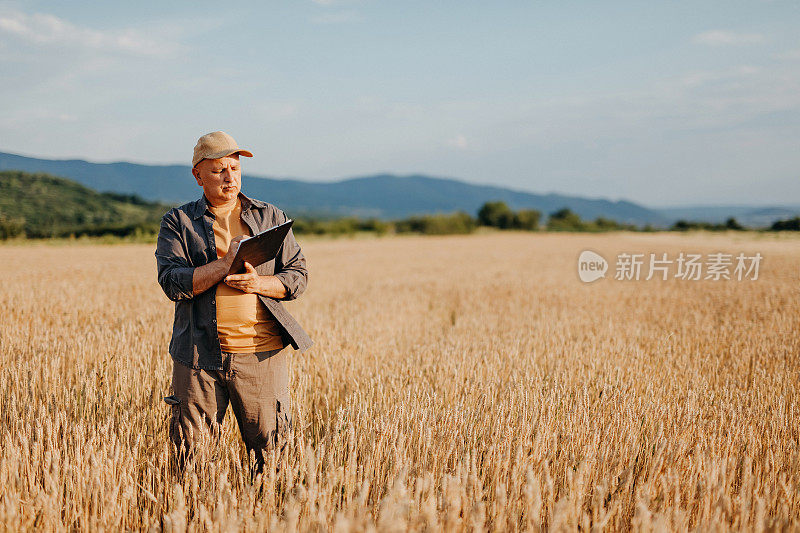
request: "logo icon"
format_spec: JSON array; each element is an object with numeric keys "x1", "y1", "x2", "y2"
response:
[{"x1": 578, "y1": 250, "x2": 608, "y2": 283}]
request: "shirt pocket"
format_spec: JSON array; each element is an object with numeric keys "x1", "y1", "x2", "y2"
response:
[{"x1": 187, "y1": 232, "x2": 212, "y2": 265}]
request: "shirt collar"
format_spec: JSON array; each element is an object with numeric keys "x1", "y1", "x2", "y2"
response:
[{"x1": 190, "y1": 191, "x2": 266, "y2": 219}]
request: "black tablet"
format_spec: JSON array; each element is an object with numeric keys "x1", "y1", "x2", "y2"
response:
[{"x1": 226, "y1": 219, "x2": 294, "y2": 275}]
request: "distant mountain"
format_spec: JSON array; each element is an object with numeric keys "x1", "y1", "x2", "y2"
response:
[
  {"x1": 0, "y1": 170, "x2": 168, "y2": 238},
  {"x1": 3, "y1": 150, "x2": 796, "y2": 227},
  {"x1": 0, "y1": 150, "x2": 673, "y2": 226},
  {"x1": 0, "y1": 151, "x2": 192, "y2": 203},
  {"x1": 261, "y1": 174, "x2": 671, "y2": 225}
]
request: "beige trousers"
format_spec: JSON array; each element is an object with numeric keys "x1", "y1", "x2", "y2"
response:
[{"x1": 168, "y1": 347, "x2": 291, "y2": 473}]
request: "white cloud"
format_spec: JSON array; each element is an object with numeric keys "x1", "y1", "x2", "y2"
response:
[
  {"x1": 311, "y1": 0, "x2": 363, "y2": 5},
  {"x1": 447, "y1": 134, "x2": 469, "y2": 150},
  {"x1": 254, "y1": 102, "x2": 299, "y2": 119},
  {"x1": 311, "y1": 10, "x2": 362, "y2": 24},
  {"x1": 679, "y1": 65, "x2": 759, "y2": 87},
  {"x1": 692, "y1": 30, "x2": 765, "y2": 46},
  {"x1": 310, "y1": 0, "x2": 364, "y2": 23},
  {"x1": 776, "y1": 48, "x2": 800, "y2": 60},
  {"x1": 0, "y1": 11, "x2": 175, "y2": 56}
]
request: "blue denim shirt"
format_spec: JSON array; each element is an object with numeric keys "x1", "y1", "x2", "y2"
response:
[{"x1": 155, "y1": 192, "x2": 313, "y2": 370}]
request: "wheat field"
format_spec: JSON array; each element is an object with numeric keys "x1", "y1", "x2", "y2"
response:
[{"x1": 0, "y1": 231, "x2": 798, "y2": 532}]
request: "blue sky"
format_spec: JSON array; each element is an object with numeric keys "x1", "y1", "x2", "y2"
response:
[{"x1": 1, "y1": 0, "x2": 798, "y2": 206}]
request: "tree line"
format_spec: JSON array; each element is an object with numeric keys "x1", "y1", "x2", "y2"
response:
[
  {"x1": 3, "y1": 200, "x2": 800, "y2": 240},
  {"x1": 1, "y1": 167, "x2": 799, "y2": 240},
  {"x1": 288, "y1": 201, "x2": 800, "y2": 236}
]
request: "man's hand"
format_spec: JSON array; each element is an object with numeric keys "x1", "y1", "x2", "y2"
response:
[
  {"x1": 225, "y1": 262, "x2": 290, "y2": 299},
  {"x1": 224, "y1": 262, "x2": 264, "y2": 293},
  {"x1": 191, "y1": 235, "x2": 247, "y2": 296},
  {"x1": 224, "y1": 235, "x2": 246, "y2": 267}
]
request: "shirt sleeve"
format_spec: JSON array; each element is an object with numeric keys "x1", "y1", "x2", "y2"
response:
[
  {"x1": 272, "y1": 208, "x2": 308, "y2": 301},
  {"x1": 155, "y1": 209, "x2": 195, "y2": 301}
]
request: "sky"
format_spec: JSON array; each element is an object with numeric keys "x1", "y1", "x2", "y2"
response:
[{"x1": 0, "y1": 0, "x2": 798, "y2": 207}]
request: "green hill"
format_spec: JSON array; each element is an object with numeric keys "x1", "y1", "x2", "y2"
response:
[
  {"x1": 0, "y1": 170, "x2": 171, "y2": 238},
  {"x1": 0, "y1": 150, "x2": 672, "y2": 226}
]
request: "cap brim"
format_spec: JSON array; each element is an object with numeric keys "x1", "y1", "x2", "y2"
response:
[
  {"x1": 206, "y1": 148, "x2": 253, "y2": 160},
  {"x1": 192, "y1": 148, "x2": 253, "y2": 167}
]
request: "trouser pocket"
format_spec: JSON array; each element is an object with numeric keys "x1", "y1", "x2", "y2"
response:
[{"x1": 164, "y1": 395, "x2": 182, "y2": 447}]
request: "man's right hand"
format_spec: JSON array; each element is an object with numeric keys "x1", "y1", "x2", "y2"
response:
[
  {"x1": 192, "y1": 235, "x2": 248, "y2": 296},
  {"x1": 224, "y1": 235, "x2": 246, "y2": 267}
]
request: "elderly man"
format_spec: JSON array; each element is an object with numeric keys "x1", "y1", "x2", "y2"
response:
[{"x1": 155, "y1": 131, "x2": 313, "y2": 474}]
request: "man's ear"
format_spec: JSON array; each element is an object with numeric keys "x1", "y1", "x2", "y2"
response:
[{"x1": 191, "y1": 166, "x2": 203, "y2": 186}]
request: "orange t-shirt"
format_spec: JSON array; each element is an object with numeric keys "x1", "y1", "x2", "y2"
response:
[{"x1": 208, "y1": 198, "x2": 286, "y2": 353}]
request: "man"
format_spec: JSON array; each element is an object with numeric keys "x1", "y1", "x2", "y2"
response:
[{"x1": 155, "y1": 130, "x2": 313, "y2": 474}]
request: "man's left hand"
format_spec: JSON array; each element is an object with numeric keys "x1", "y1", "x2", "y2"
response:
[{"x1": 224, "y1": 262, "x2": 265, "y2": 294}]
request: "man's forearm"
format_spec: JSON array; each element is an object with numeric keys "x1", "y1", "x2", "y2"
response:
[
  {"x1": 255, "y1": 275, "x2": 290, "y2": 299},
  {"x1": 217, "y1": 260, "x2": 291, "y2": 299},
  {"x1": 192, "y1": 257, "x2": 231, "y2": 295}
]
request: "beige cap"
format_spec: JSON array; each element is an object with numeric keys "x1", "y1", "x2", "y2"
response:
[{"x1": 192, "y1": 131, "x2": 253, "y2": 167}]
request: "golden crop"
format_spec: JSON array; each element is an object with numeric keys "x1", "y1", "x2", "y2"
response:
[{"x1": 0, "y1": 231, "x2": 798, "y2": 531}]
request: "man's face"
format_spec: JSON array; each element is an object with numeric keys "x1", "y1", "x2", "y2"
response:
[{"x1": 192, "y1": 154, "x2": 241, "y2": 205}]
